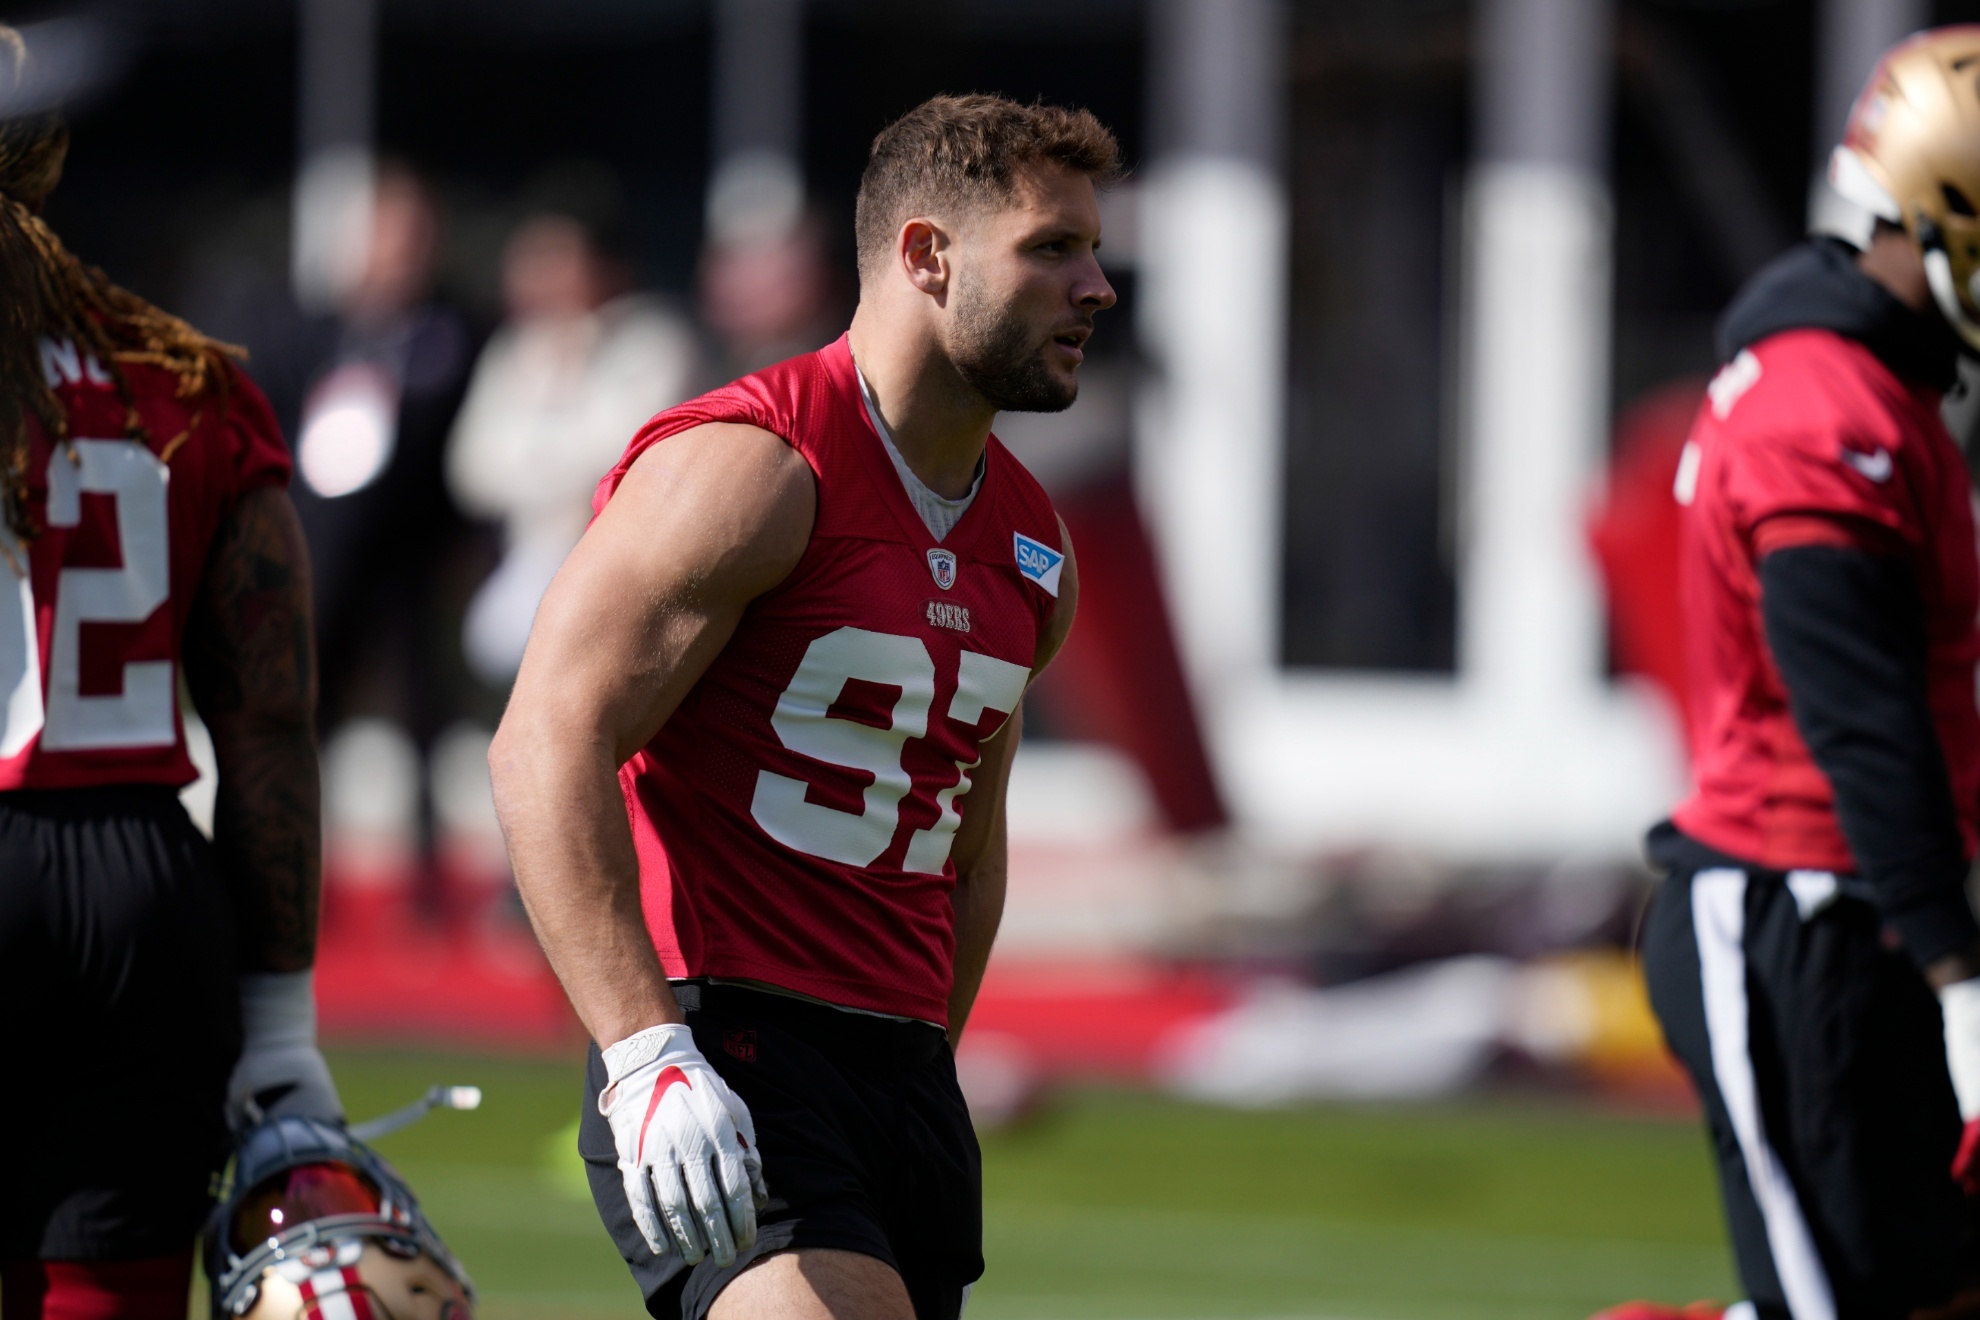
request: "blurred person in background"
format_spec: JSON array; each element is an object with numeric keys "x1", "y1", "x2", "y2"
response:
[
  {"x1": 0, "y1": 27, "x2": 337, "y2": 1318},
  {"x1": 284, "y1": 161, "x2": 476, "y2": 743},
  {"x1": 491, "y1": 94, "x2": 1113, "y2": 1320},
  {"x1": 699, "y1": 210, "x2": 846, "y2": 381},
  {"x1": 212, "y1": 161, "x2": 482, "y2": 923},
  {"x1": 448, "y1": 168, "x2": 702, "y2": 688},
  {"x1": 1603, "y1": 28, "x2": 1980, "y2": 1320}
]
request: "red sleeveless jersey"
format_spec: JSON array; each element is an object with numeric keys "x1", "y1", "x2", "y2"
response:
[
  {"x1": 1673, "y1": 328, "x2": 1980, "y2": 869},
  {"x1": 594, "y1": 334, "x2": 1065, "y2": 1024},
  {"x1": 0, "y1": 342, "x2": 291, "y2": 791}
]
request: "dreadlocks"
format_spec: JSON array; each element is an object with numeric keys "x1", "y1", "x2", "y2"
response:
[{"x1": 0, "y1": 26, "x2": 240, "y2": 539}]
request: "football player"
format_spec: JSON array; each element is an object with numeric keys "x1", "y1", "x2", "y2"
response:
[
  {"x1": 490, "y1": 95, "x2": 1112, "y2": 1320},
  {"x1": 0, "y1": 29, "x2": 338, "y2": 1319},
  {"x1": 1605, "y1": 26, "x2": 1980, "y2": 1320}
]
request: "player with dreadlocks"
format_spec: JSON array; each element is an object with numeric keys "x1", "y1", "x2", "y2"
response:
[{"x1": 0, "y1": 27, "x2": 340, "y2": 1319}]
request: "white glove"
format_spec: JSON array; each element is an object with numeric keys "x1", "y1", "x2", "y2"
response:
[
  {"x1": 598, "y1": 1023, "x2": 768, "y2": 1267},
  {"x1": 226, "y1": 970, "x2": 343, "y2": 1131},
  {"x1": 1945, "y1": 979, "x2": 1980, "y2": 1117},
  {"x1": 1940, "y1": 978, "x2": 1980, "y2": 1192}
]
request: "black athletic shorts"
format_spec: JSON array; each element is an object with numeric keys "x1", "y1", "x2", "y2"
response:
[
  {"x1": 0, "y1": 786, "x2": 241, "y2": 1261},
  {"x1": 1641, "y1": 826, "x2": 1980, "y2": 1318},
  {"x1": 580, "y1": 981, "x2": 983, "y2": 1320}
]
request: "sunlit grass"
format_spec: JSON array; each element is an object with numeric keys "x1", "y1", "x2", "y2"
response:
[{"x1": 312, "y1": 1047, "x2": 1734, "y2": 1320}]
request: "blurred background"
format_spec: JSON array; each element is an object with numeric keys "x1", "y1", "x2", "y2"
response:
[{"x1": 22, "y1": 0, "x2": 1980, "y2": 1313}]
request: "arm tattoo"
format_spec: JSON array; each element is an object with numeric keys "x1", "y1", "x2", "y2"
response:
[{"x1": 183, "y1": 486, "x2": 322, "y2": 973}]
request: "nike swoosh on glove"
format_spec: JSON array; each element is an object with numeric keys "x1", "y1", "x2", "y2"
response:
[
  {"x1": 226, "y1": 970, "x2": 344, "y2": 1131},
  {"x1": 598, "y1": 1023, "x2": 769, "y2": 1267}
]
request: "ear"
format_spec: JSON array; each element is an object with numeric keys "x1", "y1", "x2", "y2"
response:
[{"x1": 898, "y1": 217, "x2": 950, "y2": 297}]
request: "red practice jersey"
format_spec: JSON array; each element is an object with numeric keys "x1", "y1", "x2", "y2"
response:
[
  {"x1": 0, "y1": 341, "x2": 291, "y2": 790},
  {"x1": 1673, "y1": 327, "x2": 1980, "y2": 870},
  {"x1": 594, "y1": 334, "x2": 1065, "y2": 1024}
]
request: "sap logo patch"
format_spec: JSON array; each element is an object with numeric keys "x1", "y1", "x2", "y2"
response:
[
  {"x1": 925, "y1": 599, "x2": 972, "y2": 633},
  {"x1": 927, "y1": 548, "x2": 958, "y2": 590},
  {"x1": 1013, "y1": 532, "x2": 1063, "y2": 597}
]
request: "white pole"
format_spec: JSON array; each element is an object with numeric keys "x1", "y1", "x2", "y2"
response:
[
  {"x1": 707, "y1": 0, "x2": 805, "y2": 245},
  {"x1": 1135, "y1": 0, "x2": 1681, "y2": 857},
  {"x1": 292, "y1": 0, "x2": 376, "y2": 312},
  {"x1": 1456, "y1": 0, "x2": 1614, "y2": 723},
  {"x1": 1137, "y1": 0, "x2": 1287, "y2": 706}
]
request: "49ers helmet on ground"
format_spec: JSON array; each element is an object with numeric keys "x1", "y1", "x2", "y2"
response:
[
  {"x1": 203, "y1": 1116, "x2": 474, "y2": 1320},
  {"x1": 1829, "y1": 25, "x2": 1980, "y2": 350}
]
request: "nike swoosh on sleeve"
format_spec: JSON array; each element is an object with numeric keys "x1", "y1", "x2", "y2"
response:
[
  {"x1": 1840, "y1": 447, "x2": 1893, "y2": 482},
  {"x1": 636, "y1": 1066, "x2": 693, "y2": 1163}
]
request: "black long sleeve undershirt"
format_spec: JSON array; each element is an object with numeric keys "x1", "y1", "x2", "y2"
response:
[{"x1": 1758, "y1": 543, "x2": 1980, "y2": 967}]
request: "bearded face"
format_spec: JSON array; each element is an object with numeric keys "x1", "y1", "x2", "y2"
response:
[
  {"x1": 929, "y1": 163, "x2": 1111, "y2": 415},
  {"x1": 946, "y1": 266, "x2": 1084, "y2": 414}
]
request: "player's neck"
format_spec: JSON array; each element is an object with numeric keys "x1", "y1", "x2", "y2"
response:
[
  {"x1": 846, "y1": 311, "x2": 994, "y2": 501},
  {"x1": 1857, "y1": 227, "x2": 1931, "y2": 312}
]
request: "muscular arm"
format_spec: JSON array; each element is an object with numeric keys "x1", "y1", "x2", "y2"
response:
[
  {"x1": 489, "y1": 425, "x2": 815, "y2": 1049},
  {"x1": 183, "y1": 487, "x2": 321, "y2": 973},
  {"x1": 946, "y1": 523, "x2": 1079, "y2": 1042}
]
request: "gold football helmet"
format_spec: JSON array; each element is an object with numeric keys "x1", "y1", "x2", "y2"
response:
[
  {"x1": 1830, "y1": 25, "x2": 1980, "y2": 350},
  {"x1": 205, "y1": 1117, "x2": 474, "y2": 1320}
]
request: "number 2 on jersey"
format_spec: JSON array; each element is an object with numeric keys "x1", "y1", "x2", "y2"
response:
[
  {"x1": 0, "y1": 440, "x2": 174, "y2": 756},
  {"x1": 750, "y1": 626, "x2": 1029, "y2": 872}
]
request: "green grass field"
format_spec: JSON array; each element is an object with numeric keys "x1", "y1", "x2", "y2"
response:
[{"x1": 326, "y1": 1047, "x2": 1737, "y2": 1320}]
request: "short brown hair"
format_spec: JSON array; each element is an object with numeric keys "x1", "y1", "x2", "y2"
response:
[{"x1": 854, "y1": 94, "x2": 1123, "y2": 281}]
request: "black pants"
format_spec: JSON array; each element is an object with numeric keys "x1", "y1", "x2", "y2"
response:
[
  {"x1": 581, "y1": 982, "x2": 983, "y2": 1320},
  {"x1": 0, "y1": 786, "x2": 241, "y2": 1260},
  {"x1": 1642, "y1": 852, "x2": 1978, "y2": 1318}
]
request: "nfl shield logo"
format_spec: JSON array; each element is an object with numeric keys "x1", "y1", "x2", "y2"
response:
[{"x1": 927, "y1": 548, "x2": 958, "y2": 590}]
